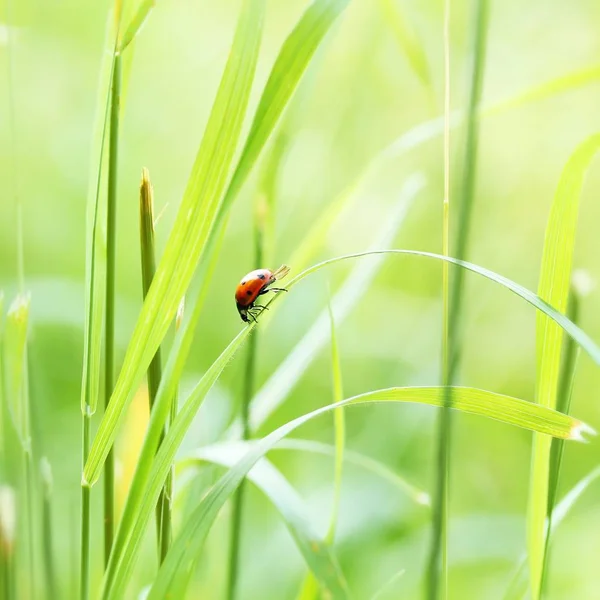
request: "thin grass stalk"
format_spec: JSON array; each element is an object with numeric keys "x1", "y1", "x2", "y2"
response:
[
  {"x1": 227, "y1": 207, "x2": 265, "y2": 600},
  {"x1": 427, "y1": 1, "x2": 489, "y2": 598},
  {"x1": 103, "y1": 51, "x2": 122, "y2": 565},
  {"x1": 40, "y1": 459, "x2": 56, "y2": 600},
  {"x1": 540, "y1": 288, "x2": 581, "y2": 595},
  {"x1": 80, "y1": 414, "x2": 91, "y2": 600},
  {"x1": 139, "y1": 169, "x2": 171, "y2": 561}
]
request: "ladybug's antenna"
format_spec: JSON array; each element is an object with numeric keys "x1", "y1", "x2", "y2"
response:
[{"x1": 272, "y1": 264, "x2": 290, "y2": 280}]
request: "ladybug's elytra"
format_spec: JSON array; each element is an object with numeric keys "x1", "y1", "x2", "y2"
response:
[{"x1": 235, "y1": 265, "x2": 290, "y2": 323}]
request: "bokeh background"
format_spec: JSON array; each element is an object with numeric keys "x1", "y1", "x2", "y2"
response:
[{"x1": 2, "y1": 0, "x2": 600, "y2": 598}]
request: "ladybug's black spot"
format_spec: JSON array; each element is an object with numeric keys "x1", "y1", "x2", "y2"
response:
[
  {"x1": 258, "y1": 273, "x2": 265, "y2": 280},
  {"x1": 241, "y1": 280, "x2": 246, "y2": 285},
  {"x1": 246, "y1": 289, "x2": 253, "y2": 296}
]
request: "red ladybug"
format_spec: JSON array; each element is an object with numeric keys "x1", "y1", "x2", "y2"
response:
[{"x1": 235, "y1": 265, "x2": 290, "y2": 322}]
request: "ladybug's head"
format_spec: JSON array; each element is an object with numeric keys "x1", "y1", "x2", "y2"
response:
[{"x1": 237, "y1": 305, "x2": 249, "y2": 322}]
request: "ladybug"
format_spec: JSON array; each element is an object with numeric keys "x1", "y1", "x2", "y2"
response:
[{"x1": 235, "y1": 265, "x2": 290, "y2": 322}]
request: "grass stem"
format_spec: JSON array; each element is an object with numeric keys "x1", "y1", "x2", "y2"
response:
[
  {"x1": 103, "y1": 51, "x2": 122, "y2": 565},
  {"x1": 427, "y1": 1, "x2": 488, "y2": 598},
  {"x1": 139, "y1": 168, "x2": 171, "y2": 562}
]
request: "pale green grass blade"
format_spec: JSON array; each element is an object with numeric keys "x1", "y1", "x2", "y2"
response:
[
  {"x1": 149, "y1": 386, "x2": 586, "y2": 600},
  {"x1": 182, "y1": 444, "x2": 349, "y2": 598},
  {"x1": 3, "y1": 294, "x2": 30, "y2": 450},
  {"x1": 249, "y1": 174, "x2": 425, "y2": 431},
  {"x1": 180, "y1": 438, "x2": 429, "y2": 506},
  {"x1": 504, "y1": 465, "x2": 600, "y2": 600},
  {"x1": 80, "y1": 11, "x2": 118, "y2": 416},
  {"x1": 485, "y1": 63, "x2": 600, "y2": 117},
  {"x1": 528, "y1": 133, "x2": 600, "y2": 600},
  {"x1": 271, "y1": 439, "x2": 429, "y2": 505},
  {"x1": 378, "y1": 0, "x2": 431, "y2": 89},
  {"x1": 283, "y1": 249, "x2": 600, "y2": 366},
  {"x1": 119, "y1": 0, "x2": 155, "y2": 52},
  {"x1": 84, "y1": 0, "x2": 266, "y2": 486},
  {"x1": 298, "y1": 297, "x2": 346, "y2": 599},
  {"x1": 221, "y1": 0, "x2": 351, "y2": 210}
]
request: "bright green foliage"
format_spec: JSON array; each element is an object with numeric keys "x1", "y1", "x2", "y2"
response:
[
  {"x1": 149, "y1": 385, "x2": 586, "y2": 599},
  {"x1": 84, "y1": 0, "x2": 266, "y2": 487},
  {"x1": 528, "y1": 133, "x2": 600, "y2": 600},
  {"x1": 182, "y1": 445, "x2": 349, "y2": 600}
]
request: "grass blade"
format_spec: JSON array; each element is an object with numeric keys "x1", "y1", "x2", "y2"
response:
[
  {"x1": 84, "y1": 0, "x2": 266, "y2": 488},
  {"x1": 150, "y1": 386, "x2": 588, "y2": 600},
  {"x1": 79, "y1": 10, "x2": 119, "y2": 594},
  {"x1": 184, "y1": 444, "x2": 350, "y2": 599},
  {"x1": 378, "y1": 0, "x2": 431, "y2": 90},
  {"x1": 139, "y1": 168, "x2": 171, "y2": 561},
  {"x1": 119, "y1": 0, "x2": 156, "y2": 53},
  {"x1": 180, "y1": 438, "x2": 429, "y2": 506},
  {"x1": 429, "y1": 1, "x2": 489, "y2": 597},
  {"x1": 527, "y1": 133, "x2": 600, "y2": 600}
]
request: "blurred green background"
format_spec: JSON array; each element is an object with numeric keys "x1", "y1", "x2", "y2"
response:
[{"x1": 2, "y1": 0, "x2": 600, "y2": 598}]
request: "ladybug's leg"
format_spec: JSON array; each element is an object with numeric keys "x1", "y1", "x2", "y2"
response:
[{"x1": 258, "y1": 287, "x2": 287, "y2": 296}]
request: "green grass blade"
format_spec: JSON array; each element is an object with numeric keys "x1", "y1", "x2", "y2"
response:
[
  {"x1": 527, "y1": 133, "x2": 600, "y2": 600},
  {"x1": 180, "y1": 438, "x2": 429, "y2": 506},
  {"x1": 275, "y1": 439, "x2": 429, "y2": 505},
  {"x1": 298, "y1": 297, "x2": 346, "y2": 599},
  {"x1": 84, "y1": 0, "x2": 266, "y2": 487},
  {"x1": 504, "y1": 465, "x2": 600, "y2": 600},
  {"x1": 543, "y1": 286, "x2": 581, "y2": 594},
  {"x1": 378, "y1": 0, "x2": 431, "y2": 89},
  {"x1": 119, "y1": 0, "x2": 156, "y2": 52},
  {"x1": 485, "y1": 63, "x2": 600, "y2": 117},
  {"x1": 81, "y1": 9, "x2": 118, "y2": 417},
  {"x1": 249, "y1": 174, "x2": 425, "y2": 431},
  {"x1": 149, "y1": 386, "x2": 587, "y2": 600},
  {"x1": 183, "y1": 445, "x2": 350, "y2": 599},
  {"x1": 282, "y1": 249, "x2": 600, "y2": 366},
  {"x1": 221, "y1": 0, "x2": 351, "y2": 211}
]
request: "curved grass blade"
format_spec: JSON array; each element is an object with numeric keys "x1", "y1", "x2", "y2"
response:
[
  {"x1": 105, "y1": 245, "x2": 600, "y2": 598},
  {"x1": 283, "y1": 249, "x2": 600, "y2": 366},
  {"x1": 149, "y1": 386, "x2": 588, "y2": 600},
  {"x1": 528, "y1": 133, "x2": 600, "y2": 600},
  {"x1": 179, "y1": 438, "x2": 429, "y2": 506},
  {"x1": 182, "y1": 444, "x2": 349, "y2": 599},
  {"x1": 84, "y1": 0, "x2": 266, "y2": 487},
  {"x1": 249, "y1": 174, "x2": 425, "y2": 431},
  {"x1": 272, "y1": 439, "x2": 429, "y2": 505}
]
